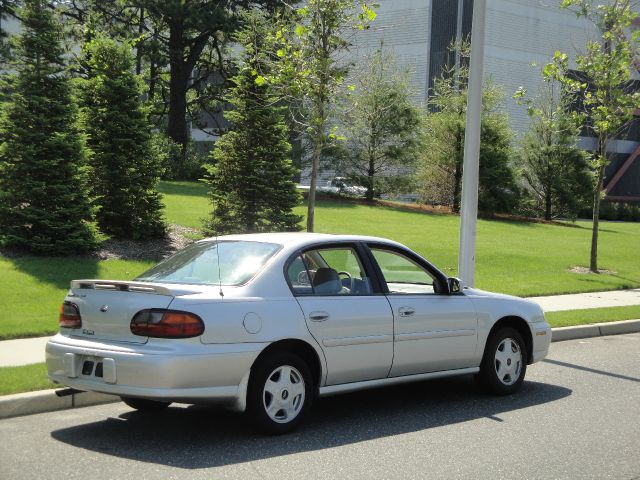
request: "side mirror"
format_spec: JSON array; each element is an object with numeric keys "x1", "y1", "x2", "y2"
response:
[{"x1": 448, "y1": 277, "x2": 462, "y2": 294}]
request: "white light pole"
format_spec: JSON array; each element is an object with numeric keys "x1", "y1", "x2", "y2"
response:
[{"x1": 458, "y1": 0, "x2": 487, "y2": 287}]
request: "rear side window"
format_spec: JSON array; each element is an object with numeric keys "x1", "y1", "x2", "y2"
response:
[
  {"x1": 137, "y1": 241, "x2": 281, "y2": 286},
  {"x1": 287, "y1": 247, "x2": 373, "y2": 296}
]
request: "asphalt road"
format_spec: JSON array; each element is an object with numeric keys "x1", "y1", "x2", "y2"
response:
[{"x1": 1, "y1": 334, "x2": 639, "y2": 480}]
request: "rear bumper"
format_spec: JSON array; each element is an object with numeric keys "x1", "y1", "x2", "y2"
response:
[{"x1": 46, "y1": 334, "x2": 265, "y2": 411}]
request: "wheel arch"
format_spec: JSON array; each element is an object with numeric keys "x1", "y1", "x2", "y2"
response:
[
  {"x1": 251, "y1": 339, "x2": 324, "y2": 392},
  {"x1": 488, "y1": 316, "x2": 533, "y2": 364}
]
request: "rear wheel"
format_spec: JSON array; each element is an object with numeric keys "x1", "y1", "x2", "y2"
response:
[
  {"x1": 247, "y1": 352, "x2": 313, "y2": 435},
  {"x1": 121, "y1": 396, "x2": 171, "y2": 411},
  {"x1": 477, "y1": 327, "x2": 527, "y2": 395}
]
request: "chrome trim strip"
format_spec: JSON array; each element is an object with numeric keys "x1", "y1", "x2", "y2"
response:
[
  {"x1": 318, "y1": 367, "x2": 480, "y2": 397},
  {"x1": 322, "y1": 334, "x2": 393, "y2": 348},
  {"x1": 395, "y1": 329, "x2": 476, "y2": 342}
]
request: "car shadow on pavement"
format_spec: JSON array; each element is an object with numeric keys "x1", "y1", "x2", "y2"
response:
[{"x1": 50, "y1": 377, "x2": 571, "y2": 470}]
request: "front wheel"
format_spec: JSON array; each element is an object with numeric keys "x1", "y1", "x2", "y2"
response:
[
  {"x1": 477, "y1": 327, "x2": 527, "y2": 395},
  {"x1": 247, "y1": 352, "x2": 313, "y2": 435}
]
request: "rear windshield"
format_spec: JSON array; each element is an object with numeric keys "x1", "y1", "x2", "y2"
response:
[{"x1": 136, "y1": 241, "x2": 281, "y2": 286}]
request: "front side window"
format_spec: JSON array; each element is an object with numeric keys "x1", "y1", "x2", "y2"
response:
[
  {"x1": 370, "y1": 248, "x2": 437, "y2": 295},
  {"x1": 287, "y1": 246, "x2": 372, "y2": 296},
  {"x1": 137, "y1": 241, "x2": 281, "y2": 286}
]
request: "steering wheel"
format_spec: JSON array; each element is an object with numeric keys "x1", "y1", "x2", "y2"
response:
[
  {"x1": 297, "y1": 270, "x2": 311, "y2": 285},
  {"x1": 337, "y1": 271, "x2": 354, "y2": 292}
]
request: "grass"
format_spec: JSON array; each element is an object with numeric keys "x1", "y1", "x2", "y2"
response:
[
  {"x1": 3, "y1": 306, "x2": 640, "y2": 396},
  {"x1": 301, "y1": 200, "x2": 640, "y2": 297},
  {"x1": 0, "y1": 180, "x2": 638, "y2": 340},
  {"x1": 158, "y1": 180, "x2": 209, "y2": 229},
  {"x1": 0, "y1": 363, "x2": 57, "y2": 395},
  {"x1": 546, "y1": 305, "x2": 640, "y2": 328},
  {"x1": 157, "y1": 181, "x2": 640, "y2": 297},
  {"x1": 0, "y1": 257, "x2": 154, "y2": 340}
]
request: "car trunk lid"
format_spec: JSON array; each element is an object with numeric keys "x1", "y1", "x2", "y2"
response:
[{"x1": 65, "y1": 280, "x2": 202, "y2": 344}]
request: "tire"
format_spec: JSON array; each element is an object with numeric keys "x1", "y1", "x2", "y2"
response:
[
  {"x1": 477, "y1": 327, "x2": 527, "y2": 395},
  {"x1": 121, "y1": 396, "x2": 172, "y2": 411},
  {"x1": 247, "y1": 351, "x2": 314, "y2": 435}
]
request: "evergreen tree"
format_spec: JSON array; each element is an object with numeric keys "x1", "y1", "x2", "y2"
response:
[
  {"x1": 79, "y1": 35, "x2": 165, "y2": 240},
  {"x1": 516, "y1": 81, "x2": 592, "y2": 220},
  {"x1": 0, "y1": 0, "x2": 100, "y2": 254},
  {"x1": 204, "y1": 14, "x2": 302, "y2": 235},
  {"x1": 337, "y1": 46, "x2": 421, "y2": 201},
  {"x1": 418, "y1": 42, "x2": 518, "y2": 214}
]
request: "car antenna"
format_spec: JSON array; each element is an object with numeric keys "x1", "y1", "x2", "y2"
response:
[{"x1": 216, "y1": 235, "x2": 224, "y2": 298}]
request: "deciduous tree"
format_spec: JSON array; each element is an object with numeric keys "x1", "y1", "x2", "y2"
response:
[
  {"x1": 266, "y1": 0, "x2": 377, "y2": 231},
  {"x1": 544, "y1": 0, "x2": 639, "y2": 271}
]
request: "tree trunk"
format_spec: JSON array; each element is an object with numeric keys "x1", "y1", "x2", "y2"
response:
[
  {"x1": 544, "y1": 189, "x2": 552, "y2": 221},
  {"x1": 452, "y1": 125, "x2": 463, "y2": 213},
  {"x1": 590, "y1": 138, "x2": 607, "y2": 273},
  {"x1": 167, "y1": 20, "x2": 189, "y2": 156},
  {"x1": 307, "y1": 142, "x2": 322, "y2": 232},
  {"x1": 590, "y1": 162, "x2": 605, "y2": 273},
  {"x1": 135, "y1": 8, "x2": 144, "y2": 75},
  {"x1": 366, "y1": 157, "x2": 375, "y2": 201}
]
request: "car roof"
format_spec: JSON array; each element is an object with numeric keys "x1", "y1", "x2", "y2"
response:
[{"x1": 197, "y1": 232, "x2": 405, "y2": 250}]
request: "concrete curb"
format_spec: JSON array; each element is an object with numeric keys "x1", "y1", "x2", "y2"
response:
[
  {"x1": 1, "y1": 319, "x2": 639, "y2": 421},
  {"x1": 551, "y1": 318, "x2": 640, "y2": 342},
  {"x1": 0, "y1": 389, "x2": 117, "y2": 420}
]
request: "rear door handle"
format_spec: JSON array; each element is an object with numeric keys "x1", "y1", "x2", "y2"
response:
[
  {"x1": 309, "y1": 311, "x2": 330, "y2": 322},
  {"x1": 398, "y1": 307, "x2": 415, "y2": 317}
]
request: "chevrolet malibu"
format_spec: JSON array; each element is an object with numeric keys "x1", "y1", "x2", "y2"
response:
[{"x1": 46, "y1": 233, "x2": 551, "y2": 434}]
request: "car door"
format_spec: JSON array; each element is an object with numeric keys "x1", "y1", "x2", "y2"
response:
[
  {"x1": 287, "y1": 243, "x2": 394, "y2": 386},
  {"x1": 367, "y1": 244, "x2": 478, "y2": 377}
]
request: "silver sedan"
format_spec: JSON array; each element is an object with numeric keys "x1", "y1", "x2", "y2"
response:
[{"x1": 47, "y1": 233, "x2": 551, "y2": 434}]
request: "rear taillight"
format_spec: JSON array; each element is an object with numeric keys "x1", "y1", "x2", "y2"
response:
[
  {"x1": 130, "y1": 309, "x2": 204, "y2": 338},
  {"x1": 59, "y1": 302, "x2": 82, "y2": 329}
]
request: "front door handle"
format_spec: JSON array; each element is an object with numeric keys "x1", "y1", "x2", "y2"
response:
[
  {"x1": 398, "y1": 307, "x2": 415, "y2": 317},
  {"x1": 309, "y1": 311, "x2": 330, "y2": 322}
]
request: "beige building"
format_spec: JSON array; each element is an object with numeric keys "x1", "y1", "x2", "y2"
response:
[{"x1": 303, "y1": 0, "x2": 640, "y2": 200}]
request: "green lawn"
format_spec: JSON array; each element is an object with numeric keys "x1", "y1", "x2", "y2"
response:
[
  {"x1": 3, "y1": 306, "x2": 640, "y2": 396},
  {"x1": 0, "y1": 257, "x2": 153, "y2": 339},
  {"x1": 301, "y1": 201, "x2": 640, "y2": 297},
  {"x1": 0, "y1": 180, "x2": 638, "y2": 340},
  {"x1": 546, "y1": 305, "x2": 640, "y2": 328},
  {"x1": 158, "y1": 180, "x2": 210, "y2": 229},
  {"x1": 0, "y1": 363, "x2": 57, "y2": 395}
]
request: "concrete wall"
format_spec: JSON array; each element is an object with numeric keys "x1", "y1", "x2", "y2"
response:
[
  {"x1": 348, "y1": 0, "x2": 432, "y2": 105},
  {"x1": 483, "y1": 0, "x2": 593, "y2": 136}
]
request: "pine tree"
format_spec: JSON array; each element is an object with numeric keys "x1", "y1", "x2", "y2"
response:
[
  {"x1": 0, "y1": 0, "x2": 100, "y2": 254},
  {"x1": 79, "y1": 35, "x2": 165, "y2": 240},
  {"x1": 204, "y1": 14, "x2": 302, "y2": 235},
  {"x1": 418, "y1": 42, "x2": 519, "y2": 214},
  {"x1": 338, "y1": 46, "x2": 421, "y2": 201},
  {"x1": 517, "y1": 82, "x2": 592, "y2": 221}
]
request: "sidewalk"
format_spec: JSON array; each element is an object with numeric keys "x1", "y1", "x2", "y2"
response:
[
  {"x1": 1, "y1": 288, "x2": 639, "y2": 368},
  {"x1": 528, "y1": 288, "x2": 640, "y2": 312},
  {"x1": 0, "y1": 336, "x2": 50, "y2": 367}
]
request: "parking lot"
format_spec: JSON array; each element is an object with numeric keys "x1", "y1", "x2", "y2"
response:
[{"x1": 1, "y1": 333, "x2": 639, "y2": 480}]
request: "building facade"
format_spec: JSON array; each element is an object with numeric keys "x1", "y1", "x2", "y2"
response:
[{"x1": 304, "y1": 0, "x2": 640, "y2": 202}]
